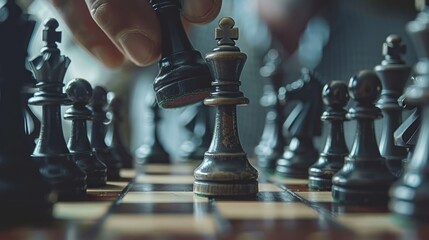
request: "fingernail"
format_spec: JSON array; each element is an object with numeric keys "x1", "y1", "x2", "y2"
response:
[
  {"x1": 119, "y1": 31, "x2": 153, "y2": 66},
  {"x1": 92, "y1": 45, "x2": 124, "y2": 68}
]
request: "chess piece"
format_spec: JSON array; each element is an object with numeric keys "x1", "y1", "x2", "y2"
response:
[
  {"x1": 106, "y1": 93, "x2": 134, "y2": 168},
  {"x1": 332, "y1": 70, "x2": 396, "y2": 205},
  {"x1": 179, "y1": 103, "x2": 212, "y2": 161},
  {"x1": 255, "y1": 49, "x2": 286, "y2": 171},
  {"x1": 275, "y1": 69, "x2": 324, "y2": 178},
  {"x1": 22, "y1": 76, "x2": 40, "y2": 149},
  {"x1": 0, "y1": 0, "x2": 55, "y2": 223},
  {"x1": 193, "y1": 17, "x2": 258, "y2": 197},
  {"x1": 91, "y1": 86, "x2": 122, "y2": 180},
  {"x1": 65, "y1": 79, "x2": 107, "y2": 187},
  {"x1": 390, "y1": 2, "x2": 429, "y2": 221},
  {"x1": 135, "y1": 91, "x2": 170, "y2": 165},
  {"x1": 375, "y1": 34, "x2": 411, "y2": 178},
  {"x1": 308, "y1": 81, "x2": 349, "y2": 190},
  {"x1": 150, "y1": 0, "x2": 211, "y2": 108},
  {"x1": 29, "y1": 18, "x2": 87, "y2": 199}
]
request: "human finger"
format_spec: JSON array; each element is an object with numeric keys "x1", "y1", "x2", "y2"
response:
[
  {"x1": 85, "y1": 0, "x2": 162, "y2": 67},
  {"x1": 47, "y1": 0, "x2": 125, "y2": 68}
]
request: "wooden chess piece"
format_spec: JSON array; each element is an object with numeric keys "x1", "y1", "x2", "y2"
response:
[
  {"x1": 150, "y1": 0, "x2": 211, "y2": 108},
  {"x1": 255, "y1": 49, "x2": 286, "y2": 171},
  {"x1": 179, "y1": 103, "x2": 212, "y2": 161},
  {"x1": 135, "y1": 91, "x2": 171, "y2": 165},
  {"x1": 390, "y1": 2, "x2": 429, "y2": 221},
  {"x1": 193, "y1": 17, "x2": 258, "y2": 197},
  {"x1": 375, "y1": 34, "x2": 411, "y2": 178},
  {"x1": 106, "y1": 93, "x2": 134, "y2": 169},
  {"x1": 29, "y1": 18, "x2": 87, "y2": 199},
  {"x1": 275, "y1": 69, "x2": 324, "y2": 178},
  {"x1": 309, "y1": 81, "x2": 349, "y2": 190},
  {"x1": 91, "y1": 86, "x2": 122, "y2": 180},
  {"x1": 0, "y1": 0, "x2": 55, "y2": 223},
  {"x1": 65, "y1": 79, "x2": 107, "y2": 187},
  {"x1": 332, "y1": 70, "x2": 396, "y2": 205}
]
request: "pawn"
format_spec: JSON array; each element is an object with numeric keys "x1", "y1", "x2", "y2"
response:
[
  {"x1": 332, "y1": 70, "x2": 396, "y2": 205},
  {"x1": 255, "y1": 49, "x2": 286, "y2": 171},
  {"x1": 375, "y1": 34, "x2": 411, "y2": 177},
  {"x1": 150, "y1": 0, "x2": 211, "y2": 108},
  {"x1": 65, "y1": 79, "x2": 107, "y2": 187},
  {"x1": 309, "y1": 81, "x2": 349, "y2": 190},
  {"x1": 135, "y1": 91, "x2": 170, "y2": 165},
  {"x1": 91, "y1": 86, "x2": 122, "y2": 180},
  {"x1": 106, "y1": 93, "x2": 134, "y2": 168}
]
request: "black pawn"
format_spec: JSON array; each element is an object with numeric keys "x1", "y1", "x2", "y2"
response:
[
  {"x1": 135, "y1": 92, "x2": 170, "y2": 165},
  {"x1": 309, "y1": 81, "x2": 349, "y2": 190},
  {"x1": 275, "y1": 69, "x2": 324, "y2": 178},
  {"x1": 150, "y1": 0, "x2": 211, "y2": 108},
  {"x1": 29, "y1": 18, "x2": 87, "y2": 199},
  {"x1": 255, "y1": 49, "x2": 286, "y2": 171},
  {"x1": 332, "y1": 70, "x2": 396, "y2": 205},
  {"x1": 0, "y1": 0, "x2": 55, "y2": 223},
  {"x1": 91, "y1": 86, "x2": 122, "y2": 180},
  {"x1": 106, "y1": 93, "x2": 134, "y2": 169},
  {"x1": 390, "y1": 3, "x2": 429, "y2": 221},
  {"x1": 375, "y1": 34, "x2": 411, "y2": 177},
  {"x1": 179, "y1": 103, "x2": 212, "y2": 161},
  {"x1": 193, "y1": 17, "x2": 258, "y2": 197},
  {"x1": 65, "y1": 79, "x2": 107, "y2": 187}
]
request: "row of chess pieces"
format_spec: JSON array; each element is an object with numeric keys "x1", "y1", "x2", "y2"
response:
[{"x1": 252, "y1": 14, "x2": 429, "y2": 224}]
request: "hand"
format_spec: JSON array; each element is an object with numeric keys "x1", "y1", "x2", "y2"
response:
[{"x1": 48, "y1": 0, "x2": 222, "y2": 68}]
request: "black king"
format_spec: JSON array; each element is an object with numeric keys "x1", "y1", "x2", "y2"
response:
[
  {"x1": 193, "y1": 17, "x2": 259, "y2": 197},
  {"x1": 29, "y1": 19, "x2": 87, "y2": 199}
]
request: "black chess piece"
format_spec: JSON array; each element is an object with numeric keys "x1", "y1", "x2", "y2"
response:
[
  {"x1": 91, "y1": 86, "x2": 122, "y2": 180},
  {"x1": 29, "y1": 18, "x2": 87, "y2": 199},
  {"x1": 106, "y1": 93, "x2": 134, "y2": 169},
  {"x1": 375, "y1": 34, "x2": 411, "y2": 178},
  {"x1": 309, "y1": 81, "x2": 349, "y2": 190},
  {"x1": 390, "y1": 2, "x2": 429, "y2": 221},
  {"x1": 150, "y1": 0, "x2": 212, "y2": 108},
  {"x1": 22, "y1": 76, "x2": 40, "y2": 149},
  {"x1": 65, "y1": 79, "x2": 107, "y2": 187},
  {"x1": 255, "y1": 49, "x2": 286, "y2": 171},
  {"x1": 332, "y1": 70, "x2": 396, "y2": 205},
  {"x1": 275, "y1": 69, "x2": 324, "y2": 179},
  {"x1": 193, "y1": 17, "x2": 258, "y2": 197},
  {"x1": 135, "y1": 91, "x2": 170, "y2": 165},
  {"x1": 179, "y1": 103, "x2": 212, "y2": 161},
  {"x1": 0, "y1": 0, "x2": 55, "y2": 223}
]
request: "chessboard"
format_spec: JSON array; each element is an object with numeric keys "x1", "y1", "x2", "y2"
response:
[{"x1": 1, "y1": 161, "x2": 426, "y2": 240}]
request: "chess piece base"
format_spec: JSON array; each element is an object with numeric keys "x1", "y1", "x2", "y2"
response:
[
  {"x1": 194, "y1": 180, "x2": 258, "y2": 197},
  {"x1": 194, "y1": 152, "x2": 258, "y2": 197},
  {"x1": 332, "y1": 158, "x2": 395, "y2": 205},
  {"x1": 94, "y1": 148, "x2": 121, "y2": 180},
  {"x1": 257, "y1": 151, "x2": 283, "y2": 173},
  {"x1": 276, "y1": 147, "x2": 318, "y2": 179},
  {"x1": 72, "y1": 153, "x2": 107, "y2": 188},
  {"x1": 389, "y1": 176, "x2": 429, "y2": 221},
  {"x1": 33, "y1": 155, "x2": 87, "y2": 199},
  {"x1": 154, "y1": 51, "x2": 211, "y2": 108},
  {"x1": 308, "y1": 153, "x2": 345, "y2": 190}
]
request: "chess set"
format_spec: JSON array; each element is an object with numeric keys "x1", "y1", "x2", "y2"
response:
[{"x1": 1, "y1": 0, "x2": 429, "y2": 239}]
